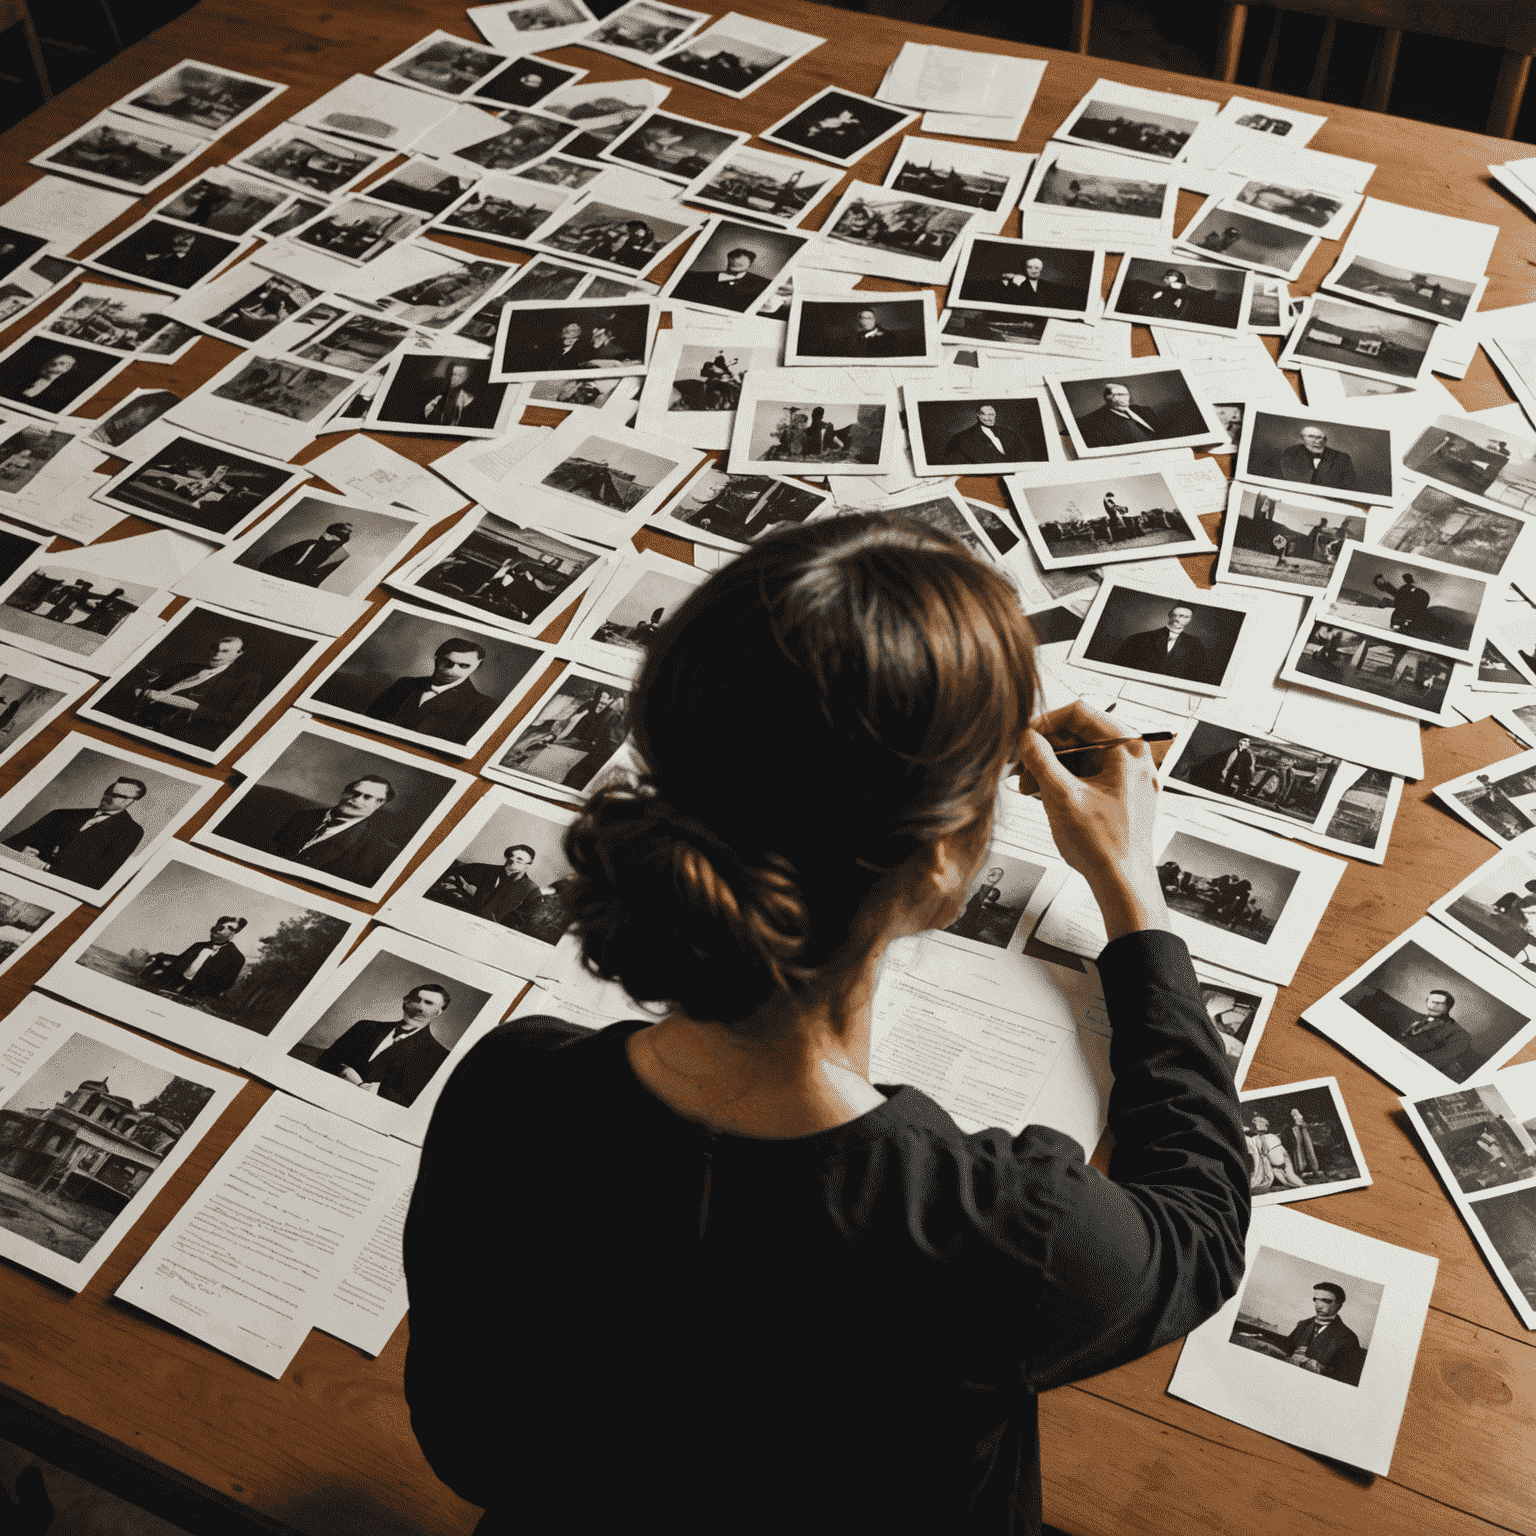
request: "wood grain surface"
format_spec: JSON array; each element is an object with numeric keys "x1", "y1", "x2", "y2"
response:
[{"x1": 0, "y1": 1, "x2": 1531, "y2": 1533}]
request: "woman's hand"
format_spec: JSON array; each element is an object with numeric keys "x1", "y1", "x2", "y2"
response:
[{"x1": 1015, "y1": 699, "x2": 1170, "y2": 941}]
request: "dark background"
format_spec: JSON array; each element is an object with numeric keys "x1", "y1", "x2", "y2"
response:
[
  {"x1": 1083, "y1": 586, "x2": 1246, "y2": 676},
  {"x1": 1246, "y1": 410, "x2": 1395, "y2": 496},
  {"x1": 914, "y1": 395, "x2": 1050, "y2": 464},
  {"x1": 1058, "y1": 369, "x2": 1211, "y2": 439},
  {"x1": 955, "y1": 238, "x2": 1095, "y2": 309}
]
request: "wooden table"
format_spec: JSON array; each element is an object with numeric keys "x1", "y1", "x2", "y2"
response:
[{"x1": 0, "y1": 2, "x2": 1530, "y2": 1534}]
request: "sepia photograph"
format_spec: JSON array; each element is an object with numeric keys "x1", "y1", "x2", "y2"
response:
[
  {"x1": 737, "y1": 393, "x2": 890, "y2": 472},
  {"x1": 1238, "y1": 408, "x2": 1397, "y2": 506},
  {"x1": 432, "y1": 176, "x2": 571, "y2": 246},
  {"x1": 1324, "y1": 253, "x2": 1483, "y2": 325},
  {"x1": 1401, "y1": 413, "x2": 1536, "y2": 512},
  {"x1": 82, "y1": 605, "x2": 320, "y2": 763},
  {"x1": 759, "y1": 86, "x2": 916, "y2": 168},
  {"x1": 469, "y1": 54, "x2": 586, "y2": 108},
  {"x1": 117, "y1": 58, "x2": 285, "y2": 136},
  {"x1": 1280, "y1": 295, "x2": 1436, "y2": 384},
  {"x1": 663, "y1": 220, "x2": 806, "y2": 317},
  {"x1": 31, "y1": 112, "x2": 205, "y2": 194},
  {"x1": 487, "y1": 669, "x2": 631, "y2": 798},
  {"x1": 1005, "y1": 467, "x2": 1208, "y2": 569},
  {"x1": 1105, "y1": 255, "x2": 1251, "y2": 335},
  {"x1": 1379, "y1": 485, "x2": 1527, "y2": 578},
  {"x1": 1177, "y1": 201, "x2": 1318, "y2": 281},
  {"x1": 786, "y1": 294, "x2": 938, "y2": 365},
  {"x1": 1227, "y1": 1245, "x2": 1380, "y2": 1385},
  {"x1": 1165, "y1": 721, "x2": 1344, "y2": 830},
  {"x1": 1412, "y1": 1080, "x2": 1536, "y2": 1195},
  {"x1": 950, "y1": 236, "x2": 1101, "y2": 321},
  {"x1": 939, "y1": 853, "x2": 1052, "y2": 951},
  {"x1": 368, "y1": 353, "x2": 512, "y2": 436},
  {"x1": 1075, "y1": 582, "x2": 1247, "y2": 695},
  {"x1": 601, "y1": 110, "x2": 745, "y2": 184},
  {"x1": 492, "y1": 299, "x2": 656, "y2": 381},
  {"x1": 1216, "y1": 484, "x2": 1367, "y2": 594},
  {"x1": 653, "y1": 469, "x2": 829, "y2": 551},
  {"x1": 684, "y1": 145, "x2": 836, "y2": 227},
  {"x1": 531, "y1": 195, "x2": 695, "y2": 274},
  {"x1": 377, "y1": 29, "x2": 510, "y2": 98},
  {"x1": 94, "y1": 432, "x2": 305, "y2": 541},
  {"x1": 1319, "y1": 545, "x2": 1488, "y2": 661},
  {"x1": 0, "y1": 561, "x2": 156, "y2": 660},
  {"x1": 1283, "y1": 620, "x2": 1456, "y2": 723},
  {"x1": 907, "y1": 390, "x2": 1056, "y2": 475},
  {"x1": 83, "y1": 216, "x2": 248, "y2": 296},
  {"x1": 301, "y1": 600, "x2": 553, "y2": 758},
  {"x1": 1156, "y1": 831, "x2": 1300, "y2": 946},
  {"x1": 1239, "y1": 1078, "x2": 1370, "y2": 1205},
  {"x1": 1047, "y1": 362, "x2": 1224, "y2": 458},
  {"x1": 0, "y1": 337, "x2": 129, "y2": 420},
  {"x1": 231, "y1": 126, "x2": 388, "y2": 197}
]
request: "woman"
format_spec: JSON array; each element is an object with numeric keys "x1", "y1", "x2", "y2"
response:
[
  {"x1": 403, "y1": 516, "x2": 1249, "y2": 1534},
  {"x1": 1247, "y1": 1113, "x2": 1308, "y2": 1192}
]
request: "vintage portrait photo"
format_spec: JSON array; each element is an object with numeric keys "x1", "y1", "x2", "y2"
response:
[
  {"x1": 530, "y1": 195, "x2": 696, "y2": 275},
  {"x1": 45, "y1": 843, "x2": 360, "y2": 1067},
  {"x1": 485, "y1": 668, "x2": 631, "y2": 801},
  {"x1": 116, "y1": 58, "x2": 285, "y2": 136},
  {"x1": 300, "y1": 600, "x2": 554, "y2": 758},
  {"x1": 1282, "y1": 619, "x2": 1455, "y2": 723},
  {"x1": 1280, "y1": 295, "x2": 1436, "y2": 385},
  {"x1": 786, "y1": 294, "x2": 939, "y2": 365},
  {"x1": 1323, "y1": 253, "x2": 1484, "y2": 326},
  {"x1": 759, "y1": 86, "x2": 917, "y2": 167},
  {"x1": 1237, "y1": 407, "x2": 1397, "y2": 506},
  {"x1": 1216, "y1": 484, "x2": 1367, "y2": 595},
  {"x1": 394, "y1": 509, "x2": 603, "y2": 637},
  {"x1": 81, "y1": 605, "x2": 320, "y2": 764},
  {"x1": 663, "y1": 221, "x2": 806, "y2": 317},
  {"x1": 683, "y1": 145, "x2": 836, "y2": 227},
  {"x1": 1176, "y1": 201, "x2": 1318, "y2": 281},
  {"x1": 231, "y1": 126, "x2": 389, "y2": 197},
  {"x1": 1401, "y1": 413, "x2": 1536, "y2": 512},
  {"x1": 377, "y1": 29, "x2": 510, "y2": 98},
  {"x1": 733, "y1": 390, "x2": 892, "y2": 475},
  {"x1": 469, "y1": 54, "x2": 586, "y2": 108},
  {"x1": 0, "y1": 337, "x2": 129, "y2": 420},
  {"x1": 906, "y1": 390, "x2": 1057, "y2": 475},
  {"x1": 1432, "y1": 850, "x2": 1536, "y2": 981},
  {"x1": 1379, "y1": 486, "x2": 1528, "y2": 578},
  {"x1": 651, "y1": 469, "x2": 829, "y2": 551},
  {"x1": 1239, "y1": 1078, "x2": 1370, "y2": 1205},
  {"x1": 367, "y1": 353, "x2": 512, "y2": 436},
  {"x1": 1156, "y1": 831, "x2": 1300, "y2": 947},
  {"x1": 84, "y1": 216, "x2": 249, "y2": 296},
  {"x1": 196, "y1": 715, "x2": 470, "y2": 899},
  {"x1": 654, "y1": 13, "x2": 822, "y2": 96},
  {"x1": 1105, "y1": 255, "x2": 1251, "y2": 336},
  {"x1": 1411, "y1": 1080, "x2": 1536, "y2": 1195},
  {"x1": 1318, "y1": 545, "x2": 1488, "y2": 662},
  {"x1": 0, "y1": 558, "x2": 157, "y2": 663},
  {"x1": 1046, "y1": 362, "x2": 1224, "y2": 458},
  {"x1": 492, "y1": 299, "x2": 657, "y2": 381},
  {"x1": 563, "y1": 552, "x2": 707, "y2": 673},
  {"x1": 0, "y1": 735, "x2": 215, "y2": 902},
  {"x1": 94, "y1": 432, "x2": 306, "y2": 542},
  {"x1": 937, "y1": 853, "x2": 1053, "y2": 952},
  {"x1": 1164, "y1": 722, "x2": 1345, "y2": 830},
  {"x1": 31, "y1": 112, "x2": 206, "y2": 194},
  {"x1": 601, "y1": 110, "x2": 745, "y2": 184},
  {"x1": 950, "y1": 237, "x2": 1101, "y2": 322},
  {"x1": 1073, "y1": 582, "x2": 1248, "y2": 695},
  {"x1": 1004, "y1": 466, "x2": 1209, "y2": 569},
  {"x1": 1227, "y1": 1245, "x2": 1381, "y2": 1385}
]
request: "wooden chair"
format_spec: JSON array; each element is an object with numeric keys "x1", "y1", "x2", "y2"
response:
[
  {"x1": 0, "y1": 0, "x2": 52, "y2": 101},
  {"x1": 1210, "y1": 0, "x2": 1535, "y2": 139}
]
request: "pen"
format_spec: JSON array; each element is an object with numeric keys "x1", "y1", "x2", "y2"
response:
[{"x1": 1051, "y1": 731, "x2": 1175, "y2": 758}]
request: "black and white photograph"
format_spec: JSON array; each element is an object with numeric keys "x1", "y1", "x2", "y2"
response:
[
  {"x1": 0, "y1": 256, "x2": 86, "y2": 334},
  {"x1": 1199, "y1": 967, "x2": 1276, "y2": 1086},
  {"x1": 432, "y1": 108, "x2": 579, "y2": 174},
  {"x1": 0, "y1": 734, "x2": 216, "y2": 903},
  {"x1": 43, "y1": 843, "x2": 362, "y2": 1068},
  {"x1": 529, "y1": 195, "x2": 697, "y2": 275},
  {"x1": 469, "y1": 53, "x2": 586, "y2": 108},
  {"x1": 906, "y1": 389, "x2": 1057, "y2": 475},
  {"x1": 1073, "y1": 580, "x2": 1249, "y2": 695},
  {"x1": 392, "y1": 508, "x2": 604, "y2": 637},
  {"x1": 1057, "y1": 80, "x2": 1210, "y2": 161},
  {"x1": 0, "y1": 422, "x2": 90, "y2": 497},
  {"x1": 231, "y1": 126, "x2": 390, "y2": 198},
  {"x1": 176, "y1": 263, "x2": 325, "y2": 346},
  {"x1": 1155, "y1": 831, "x2": 1300, "y2": 946},
  {"x1": 1026, "y1": 147, "x2": 1173, "y2": 228},
  {"x1": 491, "y1": 298, "x2": 658, "y2": 381},
  {"x1": 649, "y1": 468, "x2": 830, "y2": 552},
  {"x1": 937, "y1": 852, "x2": 1053, "y2": 952},
  {"x1": 662, "y1": 220, "x2": 807, "y2": 317},
  {"x1": 1468, "y1": 1185, "x2": 1536, "y2": 1324},
  {"x1": 242, "y1": 932, "x2": 511, "y2": 1144},
  {"x1": 373, "y1": 254, "x2": 512, "y2": 332},
  {"x1": 0, "y1": 867, "x2": 74, "y2": 977},
  {"x1": 83, "y1": 216, "x2": 250, "y2": 297},
  {"x1": 759, "y1": 86, "x2": 917, "y2": 168},
  {"x1": 1046, "y1": 360, "x2": 1225, "y2": 458},
  {"x1": 1280, "y1": 296, "x2": 1437, "y2": 385},
  {"x1": 1176, "y1": 200, "x2": 1318, "y2": 282},
  {"x1": 290, "y1": 310, "x2": 414, "y2": 374},
  {"x1": 365, "y1": 158, "x2": 481, "y2": 216},
  {"x1": 949, "y1": 236, "x2": 1102, "y2": 322},
  {"x1": 115, "y1": 58, "x2": 285, "y2": 137},
  {"x1": 1431, "y1": 849, "x2": 1536, "y2": 981},
  {"x1": 80, "y1": 604, "x2": 322, "y2": 764},
  {"x1": 484, "y1": 667, "x2": 632, "y2": 801},
  {"x1": 0, "y1": 647, "x2": 93, "y2": 772},
  {"x1": 816, "y1": 183, "x2": 975, "y2": 282},
  {"x1": 1239, "y1": 1078, "x2": 1370, "y2": 1205},
  {"x1": 682, "y1": 145, "x2": 836, "y2": 227},
  {"x1": 1401, "y1": 413, "x2": 1536, "y2": 512},
  {"x1": 514, "y1": 151, "x2": 608, "y2": 189},
  {"x1": 299, "y1": 600, "x2": 555, "y2": 759},
  {"x1": 561, "y1": 552, "x2": 707, "y2": 673},
  {"x1": 0, "y1": 1010, "x2": 238, "y2": 1288},
  {"x1": 469, "y1": 0, "x2": 595, "y2": 46},
  {"x1": 153, "y1": 168, "x2": 290, "y2": 235},
  {"x1": 93, "y1": 431, "x2": 307, "y2": 543},
  {"x1": 1168, "y1": 1206, "x2": 1439, "y2": 1475},
  {"x1": 284, "y1": 197, "x2": 430, "y2": 265},
  {"x1": 582, "y1": 0, "x2": 708, "y2": 63},
  {"x1": 1323, "y1": 253, "x2": 1484, "y2": 326},
  {"x1": 601, "y1": 110, "x2": 746, "y2": 185},
  {"x1": 883, "y1": 137, "x2": 1031, "y2": 226},
  {"x1": 376, "y1": 29, "x2": 510, "y2": 98},
  {"x1": 1318, "y1": 544, "x2": 1489, "y2": 662},
  {"x1": 1435, "y1": 751, "x2": 1536, "y2": 847},
  {"x1": 634, "y1": 332, "x2": 779, "y2": 450},
  {"x1": 1281, "y1": 619, "x2": 1456, "y2": 724},
  {"x1": 1307, "y1": 916, "x2": 1536, "y2": 1094},
  {"x1": 379, "y1": 786, "x2": 576, "y2": 976},
  {"x1": 1217, "y1": 95, "x2": 1325, "y2": 138},
  {"x1": 786, "y1": 294, "x2": 940, "y2": 366},
  {"x1": 1379, "y1": 486, "x2": 1528, "y2": 578},
  {"x1": 0, "y1": 557, "x2": 158, "y2": 664},
  {"x1": 0, "y1": 336, "x2": 130, "y2": 421},
  {"x1": 431, "y1": 175, "x2": 572, "y2": 246},
  {"x1": 1230, "y1": 178, "x2": 1361, "y2": 239},
  {"x1": 1410, "y1": 1079, "x2": 1536, "y2": 1195},
  {"x1": 732, "y1": 384, "x2": 894, "y2": 476},
  {"x1": 1237, "y1": 406, "x2": 1397, "y2": 507},
  {"x1": 524, "y1": 374, "x2": 639, "y2": 413},
  {"x1": 1105, "y1": 255, "x2": 1252, "y2": 336},
  {"x1": 0, "y1": 527, "x2": 44, "y2": 588},
  {"x1": 1215, "y1": 484, "x2": 1368, "y2": 595},
  {"x1": 1003, "y1": 466, "x2": 1211, "y2": 569},
  {"x1": 1164, "y1": 721, "x2": 1345, "y2": 830},
  {"x1": 194, "y1": 714, "x2": 471, "y2": 901},
  {"x1": 175, "y1": 351, "x2": 356, "y2": 457},
  {"x1": 83, "y1": 389, "x2": 180, "y2": 452},
  {"x1": 0, "y1": 226, "x2": 48, "y2": 281},
  {"x1": 40, "y1": 284, "x2": 197, "y2": 361},
  {"x1": 366, "y1": 352, "x2": 513, "y2": 437},
  {"x1": 290, "y1": 73, "x2": 458, "y2": 153},
  {"x1": 654, "y1": 12, "x2": 823, "y2": 96},
  {"x1": 30, "y1": 112, "x2": 207, "y2": 195}
]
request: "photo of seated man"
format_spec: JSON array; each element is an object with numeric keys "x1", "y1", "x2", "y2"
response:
[{"x1": 138, "y1": 915, "x2": 248, "y2": 1000}]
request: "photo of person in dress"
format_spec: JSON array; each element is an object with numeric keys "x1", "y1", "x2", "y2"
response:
[{"x1": 1240, "y1": 1085, "x2": 1362, "y2": 1196}]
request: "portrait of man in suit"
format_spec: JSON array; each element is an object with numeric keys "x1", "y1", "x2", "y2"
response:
[
  {"x1": 932, "y1": 402, "x2": 1042, "y2": 466},
  {"x1": 985, "y1": 255, "x2": 1066, "y2": 308},
  {"x1": 3, "y1": 775, "x2": 146, "y2": 889},
  {"x1": 1277, "y1": 425, "x2": 1358, "y2": 491},
  {"x1": 1392, "y1": 988, "x2": 1477, "y2": 1078},
  {"x1": 669, "y1": 246, "x2": 771, "y2": 312},
  {"x1": 1075, "y1": 382, "x2": 1165, "y2": 448},
  {"x1": 1242, "y1": 1282, "x2": 1363, "y2": 1385},
  {"x1": 1109, "y1": 603, "x2": 1213, "y2": 684},
  {"x1": 530, "y1": 320, "x2": 591, "y2": 372},
  {"x1": 364, "y1": 637, "x2": 498, "y2": 746},
  {"x1": 431, "y1": 842, "x2": 557, "y2": 932},
  {"x1": 138, "y1": 915, "x2": 247, "y2": 1000},
  {"x1": 11, "y1": 351, "x2": 80, "y2": 413},
  {"x1": 256, "y1": 521, "x2": 352, "y2": 587},
  {"x1": 123, "y1": 633, "x2": 266, "y2": 751},
  {"x1": 315, "y1": 982, "x2": 453, "y2": 1107},
  {"x1": 270, "y1": 773, "x2": 401, "y2": 886},
  {"x1": 837, "y1": 306, "x2": 911, "y2": 357}
]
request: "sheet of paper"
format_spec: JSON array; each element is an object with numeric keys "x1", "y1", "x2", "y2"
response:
[
  {"x1": 0, "y1": 991, "x2": 71, "y2": 1095},
  {"x1": 116, "y1": 1094, "x2": 411, "y2": 1377},
  {"x1": 303, "y1": 435, "x2": 467, "y2": 518},
  {"x1": 1271, "y1": 685, "x2": 1424, "y2": 779},
  {"x1": 0, "y1": 176, "x2": 138, "y2": 248},
  {"x1": 312, "y1": 1154, "x2": 418, "y2": 1357}
]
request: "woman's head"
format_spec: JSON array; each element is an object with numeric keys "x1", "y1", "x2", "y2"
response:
[{"x1": 564, "y1": 515, "x2": 1036, "y2": 1026}]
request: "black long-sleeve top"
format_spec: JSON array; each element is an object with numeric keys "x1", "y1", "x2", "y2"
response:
[{"x1": 402, "y1": 930, "x2": 1250, "y2": 1534}]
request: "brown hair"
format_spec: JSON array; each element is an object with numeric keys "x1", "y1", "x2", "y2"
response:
[{"x1": 563, "y1": 514, "x2": 1037, "y2": 1026}]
